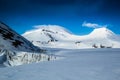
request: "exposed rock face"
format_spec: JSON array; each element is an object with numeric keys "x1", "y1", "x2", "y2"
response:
[{"x1": 0, "y1": 22, "x2": 41, "y2": 52}]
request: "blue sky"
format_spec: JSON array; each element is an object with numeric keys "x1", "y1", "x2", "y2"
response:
[{"x1": 0, "y1": 0, "x2": 120, "y2": 35}]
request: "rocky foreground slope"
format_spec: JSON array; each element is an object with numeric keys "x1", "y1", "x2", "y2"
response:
[{"x1": 0, "y1": 22, "x2": 54, "y2": 66}]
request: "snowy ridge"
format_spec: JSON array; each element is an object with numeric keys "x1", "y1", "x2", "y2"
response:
[{"x1": 23, "y1": 25, "x2": 120, "y2": 49}]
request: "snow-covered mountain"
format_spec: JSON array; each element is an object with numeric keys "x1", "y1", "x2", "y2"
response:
[
  {"x1": 0, "y1": 22, "x2": 55, "y2": 66},
  {"x1": 23, "y1": 25, "x2": 120, "y2": 49}
]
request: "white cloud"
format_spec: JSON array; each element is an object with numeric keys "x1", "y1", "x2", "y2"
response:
[
  {"x1": 33, "y1": 25, "x2": 47, "y2": 29},
  {"x1": 82, "y1": 21, "x2": 107, "y2": 28}
]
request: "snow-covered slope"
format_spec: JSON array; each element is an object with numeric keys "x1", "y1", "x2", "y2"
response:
[
  {"x1": 89, "y1": 27, "x2": 115, "y2": 37},
  {"x1": 23, "y1": 25, "x2": 120, "y2": 49},
  {"x1": 23, "y1": 25, "x2": 72, "y2": 42},
  {"x1": 0, "y1": 22, "x2": 41, "y2": 52}
]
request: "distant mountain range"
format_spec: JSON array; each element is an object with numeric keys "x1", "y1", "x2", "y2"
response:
[{"x1": 23, "y1": 25, "x2": 120, "y2": 49}]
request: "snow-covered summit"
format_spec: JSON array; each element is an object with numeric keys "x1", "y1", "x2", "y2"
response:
[
  {"x1": 89, "y1": 27, "x2": 115, "y2": 38},
  {"x1": 35, "y1": 25, "x2": 72, "y2": 34},
  {"x1": 23, "y1": 25, "x2": 72, "y2": 36},
  {"x1": 23, "y1": 25, "x2": 72, "y2": 42}
]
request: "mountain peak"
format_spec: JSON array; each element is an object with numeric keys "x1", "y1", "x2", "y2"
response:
[
  {"x1": 89, "y1": 27, "x2": 115, "y2": 37},
  {"x1": 34, "y1": 25, "x2": 72, "y2": 34},
  {"x1": 23, "y1": 25, "x2": 72, "y2": 42},
  {"x1": 23, "y1": 25, "x2": 72, "y2": 37}
]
